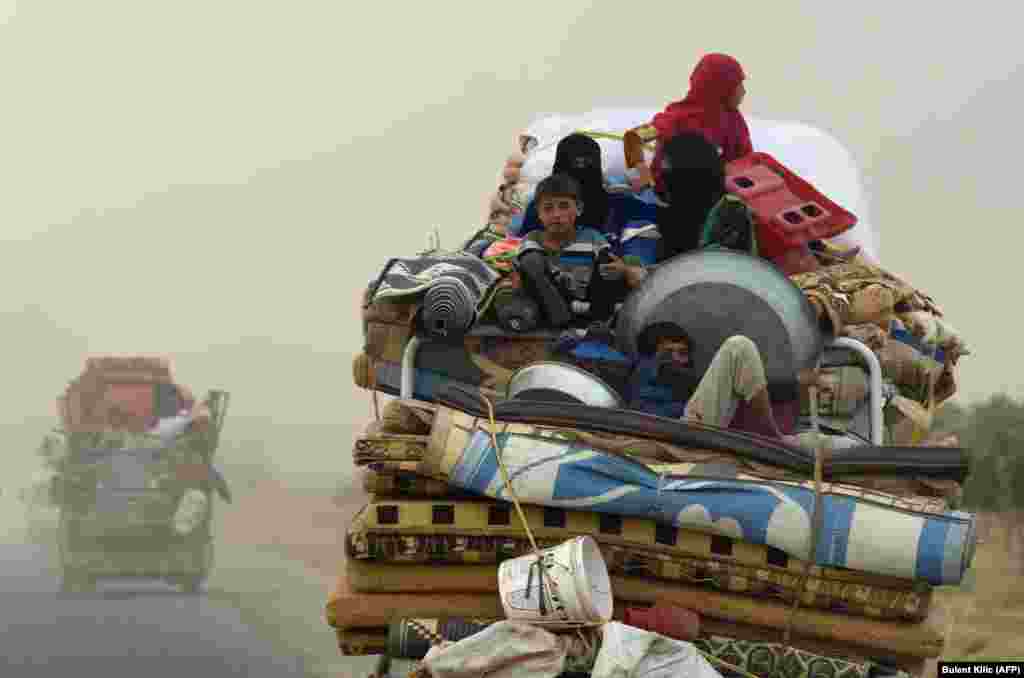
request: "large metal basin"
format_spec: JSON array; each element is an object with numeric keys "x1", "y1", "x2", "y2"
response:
[{"x1": 615, "y1": 249, "x2": 825, "y2": 384}]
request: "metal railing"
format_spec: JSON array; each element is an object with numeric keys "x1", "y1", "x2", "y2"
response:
[{"x1": 400, "y1": 333, "x2": 884, "y2": 446}]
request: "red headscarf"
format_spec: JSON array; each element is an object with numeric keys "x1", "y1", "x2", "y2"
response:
[{"x1": 651, "y1": 53, "x2": 753, "y2": 194}]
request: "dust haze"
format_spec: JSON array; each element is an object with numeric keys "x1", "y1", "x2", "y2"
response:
[{"x1": 1, "y1": 1, "x2": 1021, "y2": 673}]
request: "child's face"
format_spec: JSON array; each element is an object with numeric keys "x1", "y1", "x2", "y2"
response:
[
  {"x1": 538, "y1": 194, "x2": 578, "y2": 238},
  {"x1": 656, "y1": 337, "x2": 691, "y2": 367}
]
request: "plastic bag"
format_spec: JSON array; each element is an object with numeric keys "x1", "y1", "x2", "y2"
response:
[
  {"x1": 590, "y1": 622, "x2": 722, "y2": 678},
  {"x1": 419, "y1": 620, "x2": 568, "y2": 678},
  {"x1": 172, "y1": 489, "x2": 209, "y2": 536}
]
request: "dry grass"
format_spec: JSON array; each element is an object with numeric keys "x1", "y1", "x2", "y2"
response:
[{"x1": 935, "y1": 512, "x2": 1024, "y2": 661}]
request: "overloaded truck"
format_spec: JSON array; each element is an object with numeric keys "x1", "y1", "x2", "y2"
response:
[
  {"x1": 328, "y1": 110, "x2": 972, "y2": 677},
  {"x1": 40, "y1": 355, "x2": 231, "y2": 594}
]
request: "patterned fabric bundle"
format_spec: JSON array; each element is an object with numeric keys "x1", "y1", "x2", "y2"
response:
[
  {"x1": 335, "y1": 627, "x2": 389, "y2": 656},
  {"x1": 386, "y1": 617, "x2": 500, "y2": 660},
  {"x1": 790, "y1": 260, "x2": 941, "y2": 335},
  {"x1": 692, "y1": 635, "x2": 910, "y2": 678}
]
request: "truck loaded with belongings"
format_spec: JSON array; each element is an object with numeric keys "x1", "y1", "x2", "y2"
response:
[
  {"x1": 334, "y1": 109, "x2": 974, "y2": 678},
  {"x1": 36, "y1": 354, "x2": 232, "y2": 594}
]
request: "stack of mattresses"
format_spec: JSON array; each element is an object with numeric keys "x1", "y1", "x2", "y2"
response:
[{"x1": 329, "y1": 398, "x2": 974, "y2": 676}]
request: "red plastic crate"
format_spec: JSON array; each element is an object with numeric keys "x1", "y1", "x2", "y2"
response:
[{"x1": 725, "y1": 152, "x2": 856, "y2": 259}]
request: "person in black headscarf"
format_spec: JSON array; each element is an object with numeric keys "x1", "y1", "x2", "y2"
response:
[
  {"x1": 552, "y1": 133, "x2": 611, "y2": 231},
  {"x1": 655, "y1": 130, "x2": 727, "y2": 262},
  {"x1": 518, "y1": 134, "x2": 658, "y2": 253}
]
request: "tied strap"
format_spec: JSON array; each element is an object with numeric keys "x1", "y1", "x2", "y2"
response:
[{"x1": 524, "y1": 554, "x2": 549, "y2": 616}]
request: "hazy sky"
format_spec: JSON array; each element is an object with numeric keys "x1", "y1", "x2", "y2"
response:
[{"x1": 2, "y1": 1, "x2": 1021, "y2": 480}]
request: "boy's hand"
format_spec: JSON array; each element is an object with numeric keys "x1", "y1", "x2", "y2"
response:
[
  {"x1": 797, "y1": 367, "x2": 828, "y2": 389},
  {"x1": 601, "y1": 254, "x2": 647, "y2": 288}
]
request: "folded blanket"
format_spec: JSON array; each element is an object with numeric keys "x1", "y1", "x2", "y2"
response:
[
  {"x1": 353, "y1": 434, "x2": 429, "y2": 465},
  {"x1": 370, "y1": 254, "x2": 500, "y2": 305}
]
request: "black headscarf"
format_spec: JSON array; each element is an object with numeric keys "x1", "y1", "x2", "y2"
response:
[
  {"x1": 656, "y1": 131, "x2": 727, "y2": 261},
  {"x1": 552, "y1": 134, "x2": 610, "y2": 231}
]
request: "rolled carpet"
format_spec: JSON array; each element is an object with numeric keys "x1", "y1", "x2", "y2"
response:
[
  {"x1": 343, "y1": 560, "x2": 945, "y2": 659},
  {"x1": 386, "y1": 617, "x2": 500, "y2": 660},
  {"x1": 336, "y1": 627, "x2": 389, "y2": 656},
  {"x1": 423, "y1": 407, "x2": 975, "y2": 586},
  {"x1": 421, "y1": 276, "x2": 478, "y2": 340}
]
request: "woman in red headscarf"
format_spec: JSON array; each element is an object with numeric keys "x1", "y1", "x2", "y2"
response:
[{"x1": 651, "y1": 53, "x2": 753, "y2": 197}]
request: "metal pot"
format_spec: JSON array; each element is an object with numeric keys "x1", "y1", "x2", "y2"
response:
[{"x1": 507, "y1": 362, "x2": 625, "y2": 409}]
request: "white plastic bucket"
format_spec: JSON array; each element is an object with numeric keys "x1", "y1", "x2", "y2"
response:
[
  {"x1": 497, "y1": 535, "x2": 613, "y2": 629},
  {"x1": 172, "y1": 488, "x2": 209, "y2": 536}
]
